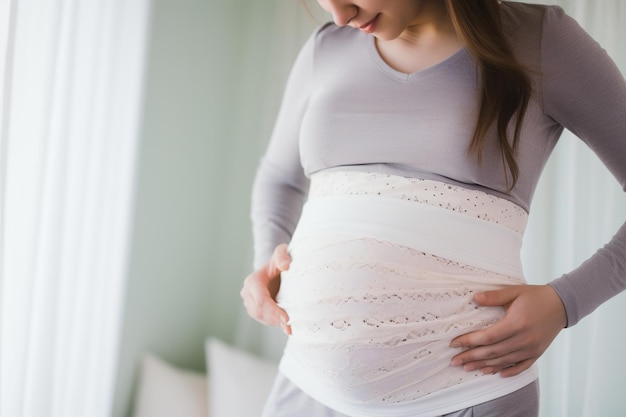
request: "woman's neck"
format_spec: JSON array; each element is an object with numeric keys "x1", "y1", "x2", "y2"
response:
[{"x1": 375, "y1": 4, "x2": 463, "y2": 75}]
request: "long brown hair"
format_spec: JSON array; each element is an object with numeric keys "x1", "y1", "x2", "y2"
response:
[{"x1": 445, "y1": 0, "x2": 531, "y2": 190}]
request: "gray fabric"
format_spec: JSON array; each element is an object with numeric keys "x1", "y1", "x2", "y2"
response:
[
  {"x1": 261, "y1": 373, "x2": 539, "y2": 417},
  {"x1": 250, "y1": 2, "x2": 626, "y2": 326},
  {"x1": 447, "y1": 380, "x2": 539, "y2": 417}
]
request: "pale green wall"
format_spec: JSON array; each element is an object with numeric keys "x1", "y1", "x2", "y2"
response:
[{"x1": 112, "y1": 1, "x2": 321, "y2": 417}]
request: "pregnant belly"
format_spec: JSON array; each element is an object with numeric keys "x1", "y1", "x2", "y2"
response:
[
  {"x1": 277, "y1": 233, "x2": 513, "y2": 403},
  {"x1": 275, "y1": 173, "x2": 527, "y2": 404}
]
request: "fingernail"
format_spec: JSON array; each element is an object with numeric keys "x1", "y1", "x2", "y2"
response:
[
  {"x1": 450, "y1": 342, "x2": 461, "y2": 348},
  {"x1": 451, "y1": 358, "x2": 462, "y2": 367},
  {"x1": 464, "y1": 364, "x2": 476, "y2": 372},
  {"x1": 475, "y1": 292, "x2": 487, "y2": 301}
]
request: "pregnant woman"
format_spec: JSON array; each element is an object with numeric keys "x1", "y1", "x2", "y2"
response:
[{"x1": 240, "y1": 1, "x2": 626, "y2": 416}]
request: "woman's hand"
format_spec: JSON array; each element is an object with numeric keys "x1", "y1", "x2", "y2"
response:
[
  {"x1": 240, "y1": 243, "x2": 292, "y2": 335},
  {"x1": 450, "y1": 284, "x2": 567, "y2": 377}
]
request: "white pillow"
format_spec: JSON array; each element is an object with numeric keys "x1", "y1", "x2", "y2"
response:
[
  {"x1": 206, "y1": 338, "x2": 278, "y2": 417},
  {"x1": 133, "y1": 353, "x2": 209, "y2": 417}
]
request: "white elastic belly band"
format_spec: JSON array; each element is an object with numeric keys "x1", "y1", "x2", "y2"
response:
[{"x1": 292, "y1": 194, "x2": 524, "y2": 279}]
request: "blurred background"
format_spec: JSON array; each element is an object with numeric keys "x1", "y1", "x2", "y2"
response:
[{"x1": 111, "y1": 1, "x2": 324, "y2": 416}]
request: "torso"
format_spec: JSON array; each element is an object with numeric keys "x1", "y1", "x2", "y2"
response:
[{"x1": 299, "y1": 4, "x2": 560, "y2": 212}]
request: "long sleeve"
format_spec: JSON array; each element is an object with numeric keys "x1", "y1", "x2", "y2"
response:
[
  {"x1": 541, "y1": 6, "x2": 626, "y2": 326},
  {"x1": 250, "y1": 31, "x2": 317, "y2": 269}
]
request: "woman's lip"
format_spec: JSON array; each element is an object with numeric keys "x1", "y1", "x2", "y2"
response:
[{"x1": 359, "y1": 14, "x2": 379, "y2": 33}]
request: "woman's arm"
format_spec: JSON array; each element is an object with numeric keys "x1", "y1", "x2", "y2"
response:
[
  {"x1": 250, "y1": 29, "x2": 316, "y2": 268},
  {"x1": 242, "y1": 28, "x2": 318, "y2": 331},
  {"x1": 451, "y1": 5, "x2": 626, "y2": 375}
]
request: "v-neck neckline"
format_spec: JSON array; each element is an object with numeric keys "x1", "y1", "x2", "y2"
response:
[{"x1": 366, "y1": 34, "x2": 470, "y2": 82}]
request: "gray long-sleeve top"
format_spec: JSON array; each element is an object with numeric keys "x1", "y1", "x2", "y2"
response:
[{"x1": 250, "y1": 2, "x2": 626, "y2": 327}]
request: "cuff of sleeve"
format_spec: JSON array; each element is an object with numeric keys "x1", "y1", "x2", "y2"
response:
[
  {"x1": 548, "y1": 222, "x2": 626, "y2": 328},
  {"x1": 548, "y1": 277, "x2": 578, "y2": 328}
]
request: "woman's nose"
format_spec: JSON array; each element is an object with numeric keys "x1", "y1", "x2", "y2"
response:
[{"x1": 321, "y1": 0, "x2": 358, "y2": 26}]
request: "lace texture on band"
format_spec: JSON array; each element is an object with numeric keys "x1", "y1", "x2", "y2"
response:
[{"x1": 278, "y1": 171, "x2": 528, "y2": 404}]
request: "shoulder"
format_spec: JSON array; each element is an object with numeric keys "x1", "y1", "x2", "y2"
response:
[
  {"x1": 500, "y1": 2, "x2": 606, "y2": 73},
  {"x1": 314, "y1": 22, "x2": 363, "y2": 49},
  {"x1": 499, "y1": 1, "x2": 573, "y2": 31},
  {"x1": 499, "y1": 2, "x2": 591, "y2": 72},
  {"x1": 500, "y1": 2, "x2": 590, "y2": 50},
  {"x1": 499, "y1": 1, "x2": 548, "y2": 29},
  {"x1": 498, "y1": 2, "x2": 548, "y2": 58},
  {"x1": 307, "y1": 22, "x2": 367, "y2": 66}
]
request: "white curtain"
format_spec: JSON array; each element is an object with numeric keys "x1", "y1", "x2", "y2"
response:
[
  {"x1": 0, "y1": 0, "x2": 150, "y2": 416},
  {"x1": 235, "y1": 1, "x2": 626, "y2": 416}
]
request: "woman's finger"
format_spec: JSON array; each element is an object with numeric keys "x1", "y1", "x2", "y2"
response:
[{"x1": 241, "y1": 243, "x2": 293, "y2": 334}]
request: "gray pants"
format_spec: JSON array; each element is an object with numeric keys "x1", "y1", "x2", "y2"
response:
[{"x1": 261, "y1": 372, "x2": 539, "y2": 417}]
